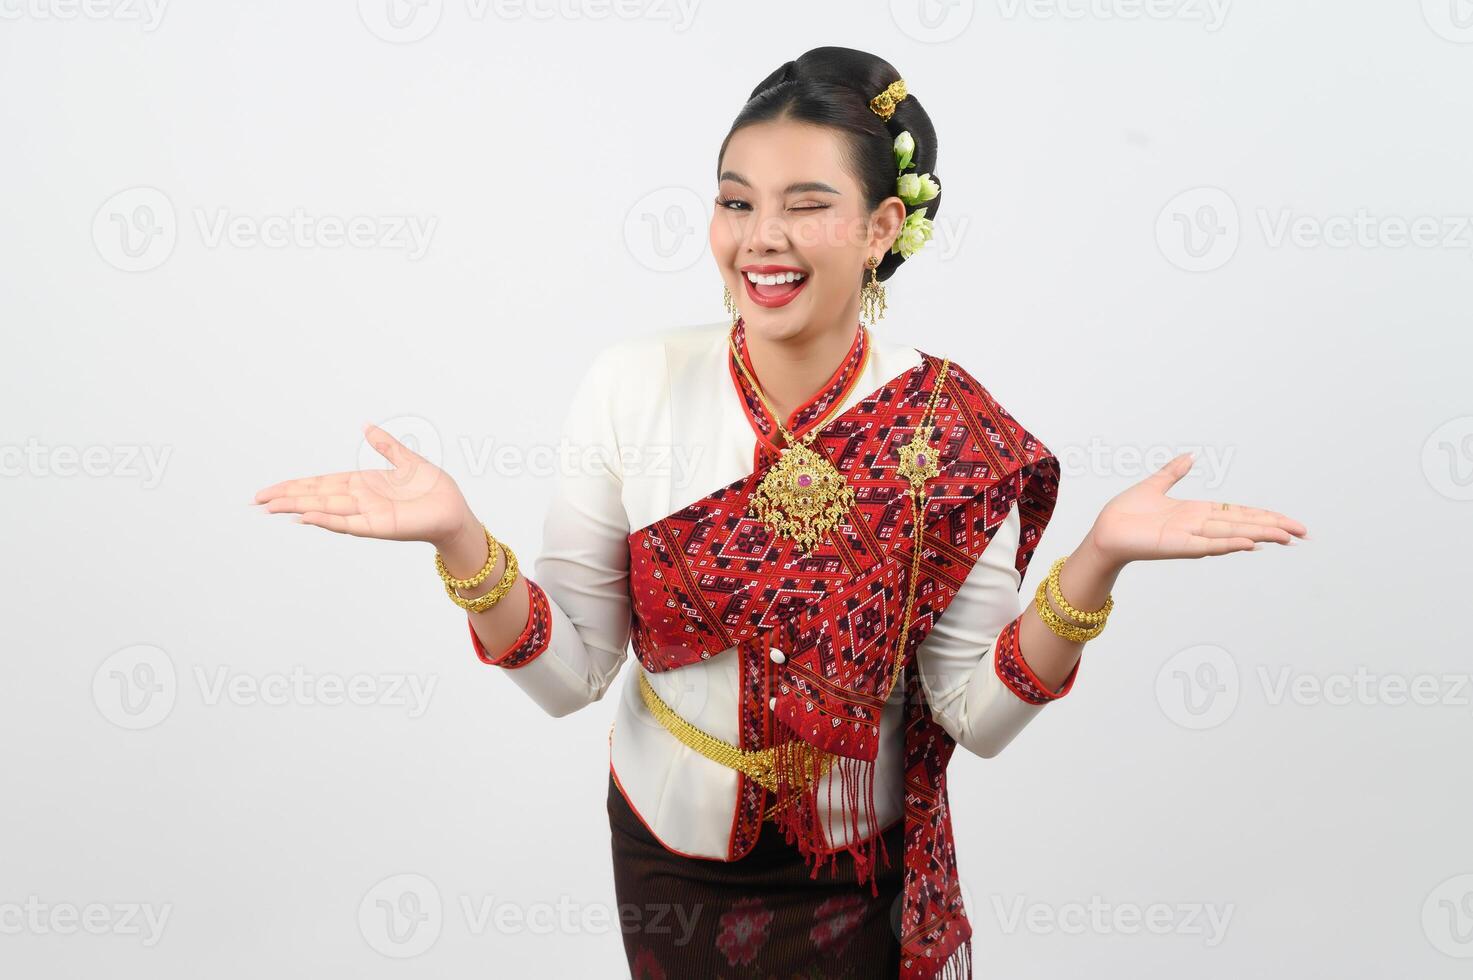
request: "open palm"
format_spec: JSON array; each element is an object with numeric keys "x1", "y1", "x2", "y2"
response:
[
  {"x1": 253, "y1": 423, "x2": 470, "y2": 544},
  {"x1": 1087, "y1": 452, "x2": 1308, "y2": 565}
]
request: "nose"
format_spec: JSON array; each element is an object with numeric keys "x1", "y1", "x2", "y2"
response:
[{"x1": 741, "y1": 204, "x2": 791, "y2": 256}]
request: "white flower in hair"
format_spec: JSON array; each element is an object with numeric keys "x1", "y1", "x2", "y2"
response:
[
  {"x1": 891, "y1": 208, "x2": 934, "y2": 259},
  {"x1": 896, "y1": 172, "x2": 939, "y2": 206},
  {"x1": 893, "y1": 131, "x2": 915, "y2": 172}
]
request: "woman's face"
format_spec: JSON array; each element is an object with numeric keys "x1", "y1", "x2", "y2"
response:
[{"x1": 712, "y1": 119, "x2": 905, "y2": 343}]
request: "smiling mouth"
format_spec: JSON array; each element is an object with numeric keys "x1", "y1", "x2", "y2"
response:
[{"x1": 745, "y1": 269, "x2": 807, "y2": 298}]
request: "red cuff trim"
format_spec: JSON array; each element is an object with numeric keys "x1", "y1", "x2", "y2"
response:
[
  {"x1": 467, "y1": 579, "x2": 551, "y2": 669},
  {"x1": 994, "y1": 616, "x2": 1079, "y2": 704}
]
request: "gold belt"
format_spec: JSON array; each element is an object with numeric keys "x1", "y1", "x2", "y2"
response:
[{"x1": 637, "y1": 670, "x2": 834, "y2": 821}]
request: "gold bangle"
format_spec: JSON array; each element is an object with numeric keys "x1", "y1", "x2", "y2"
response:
[
  {"x1": 1033, "y1": 578, "x2": 1106, "y2": 643},
  {"x1": 1045, "y1": 556, "x2": 1113, "y2": 626},
  {"x1": 434, "y1": 523, "x2": 501, "y2": 590},
  {"x1": 448, "y1": 542, "x2": 520, "y2": 614}
]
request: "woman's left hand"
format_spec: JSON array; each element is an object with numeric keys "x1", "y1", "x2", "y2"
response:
[{"x1": 1083, "y1": 451, "x2": 1308, "y2": 567}]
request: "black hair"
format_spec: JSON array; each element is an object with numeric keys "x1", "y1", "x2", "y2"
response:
[{"x1": 716, "y1": 46, "x2": 940, "y2": 283}]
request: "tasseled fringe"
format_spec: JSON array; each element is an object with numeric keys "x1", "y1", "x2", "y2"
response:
[
  {"x1": 767, "y1": 735, "x2": 891, "y2": 899},
  {"x1": 903, "y1": 937, "x2": 971, "y2": 980},
  {"x1": 938, "y1": 937, "x2": 971, "y2": 980}
]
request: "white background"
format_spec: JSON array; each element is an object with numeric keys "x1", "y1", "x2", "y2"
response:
[{"x1": 2, "y1": 1, "x2": 1470, "y2": 977}]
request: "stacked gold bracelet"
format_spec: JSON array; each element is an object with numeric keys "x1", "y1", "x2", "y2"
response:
[
  {"x1": 434, "y1": 523, "x2": 520, "y2": 614},
  {"x1": 1032, "y1": 556, "x2": 1114, "y2": 643}
]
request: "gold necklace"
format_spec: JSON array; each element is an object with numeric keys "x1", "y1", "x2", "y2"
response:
[
  {"x1": 729, "y1": 324, "x2": 870, "y2": 553},
  {"x1": 885, "y1": 353, "x2": 950, "y2": 697}
]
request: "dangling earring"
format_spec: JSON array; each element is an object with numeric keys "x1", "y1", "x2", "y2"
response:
[
  {"x1": 722, "y1": 284, "x2": 740, "y2": 326},
  {"x1": 860, "y1": 256, "x2": 886, "y2": 326}
]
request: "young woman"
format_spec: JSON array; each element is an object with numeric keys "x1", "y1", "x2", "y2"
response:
[{"x1": 255, "y1": 46, "x2": 1305, "y2": 980}]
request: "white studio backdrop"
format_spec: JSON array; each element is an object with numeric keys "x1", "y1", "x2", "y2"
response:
[{"x1": 1, "y1": 2, "x2": 1468, "y2": 978}]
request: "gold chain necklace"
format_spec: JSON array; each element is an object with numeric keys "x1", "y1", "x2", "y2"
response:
[
  {"x1": 886, "y1": 354, "x2": 951, "y2": 698},
  {"x1": 729, "y1": 324, "x2": 871, "y2": 553}
]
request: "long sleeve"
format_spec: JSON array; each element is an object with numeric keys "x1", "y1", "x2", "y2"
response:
[
  {"x1": 466, "y1": 346, "x2": 633, "y2": 718},
  {"x1": 913, "y1": 499, "x2": 1080, "y2": 759}
]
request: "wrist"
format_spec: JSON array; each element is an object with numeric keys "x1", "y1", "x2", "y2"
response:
[
  {"x1": 434, "y1": 512, "x2": 486, "y2": 565},
  {"x1": 1073, "y1": 531, "x2": 1128, "y2": 584}
]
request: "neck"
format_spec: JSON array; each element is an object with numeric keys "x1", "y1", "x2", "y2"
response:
[{"x1": 744, "y1": 319, "x2": 861, "y2": 427}]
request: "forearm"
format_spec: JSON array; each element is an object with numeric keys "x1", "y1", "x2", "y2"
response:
[
  {"x1": 1015, "y1": 533, "x2": 1125, "y2": 693},
  {"x1": 435, "y1": 512, "x2": 532, "y2": 655}
]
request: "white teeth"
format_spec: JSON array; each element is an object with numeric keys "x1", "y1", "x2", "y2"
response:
[{"x1": 745, "y1": 270, "x2": 806, "y2": 285}]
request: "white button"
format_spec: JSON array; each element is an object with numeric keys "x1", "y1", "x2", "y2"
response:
[
  {"x1": 769, "y1": 648, "x2": 786, "y2": 664},
  {"x1": 768, "y1": 696, "x2": 778, "y2": 711}
]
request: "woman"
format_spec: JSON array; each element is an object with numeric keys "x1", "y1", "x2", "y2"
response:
[{"x1": 255, "y1": 46, "x2": 1305, "y2": 980}]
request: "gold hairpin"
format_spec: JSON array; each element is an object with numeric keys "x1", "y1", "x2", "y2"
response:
[{"x1": 869, "y1": 78, "x2": 907, "y2": 121}]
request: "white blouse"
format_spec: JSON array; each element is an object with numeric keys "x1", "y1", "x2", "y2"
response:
[{"x1": 469, "y1": 321, "x2": 1068, "y2": 860}]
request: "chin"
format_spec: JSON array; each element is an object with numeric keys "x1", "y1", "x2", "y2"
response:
[{"x1": 740, "y1": 310, "x2": 808, "y2": 343}]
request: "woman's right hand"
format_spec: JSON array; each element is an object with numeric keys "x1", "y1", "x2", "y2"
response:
[{"x1": 253, "y1": 423, "x2": 477, "y2": 549}]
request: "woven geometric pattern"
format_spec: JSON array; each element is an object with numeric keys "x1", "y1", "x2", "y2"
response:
[
  {"x1": 466, "y1": 578, "x2": 552, "y2": 670},
  {"x1": 628, "y1": 352, "x2": 1059, "y2": 760},
  {"x1": 994, "y1": 616, "x2": 1080, "y2": 704},
  {"x1": 626, "y1": 330, "x2": 1062, "y2": 979}
]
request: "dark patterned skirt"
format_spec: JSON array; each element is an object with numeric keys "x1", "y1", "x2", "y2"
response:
[{"x1": 606, "y1": 771, "x2": 905, "y2": 979}]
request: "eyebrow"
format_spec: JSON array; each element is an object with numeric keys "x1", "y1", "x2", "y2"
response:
[{"x1": 718, "y1": 171, "x2": 841, "y2": 195}]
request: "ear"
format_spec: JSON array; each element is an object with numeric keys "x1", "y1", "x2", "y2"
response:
[{"x1": 868, "y1": 196, "x2": 909, "y2": 256}]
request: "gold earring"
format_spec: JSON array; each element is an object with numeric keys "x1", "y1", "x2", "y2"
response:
[
  {"x1": 722, "y1": 284, "x2": 740, "y2": 325},
  {"x1": 860, "y1": 256, "x2": 886, "y2": 326}
]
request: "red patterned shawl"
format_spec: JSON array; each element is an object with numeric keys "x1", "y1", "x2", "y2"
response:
[{"x1": 625, "y1": 320, "x2": 1060, "y2": 979}]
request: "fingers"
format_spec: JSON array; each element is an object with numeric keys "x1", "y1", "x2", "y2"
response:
[
  {"x1": 1136, "y1": 452, "x2": 1310, "y2": 540},
  {"x1": 262, "y1": 494, "x2": 361, "y2": 517},
  {"x1": 255, "y1": 420, "x2": 433, "y2": 505},
  {"x1": 1190, "y1": 535, "x2": 1259, "y2": 556},
  {"x1": 1197, "y1": 517, "x2": 1294, "y2": 545},
  {"x1": 364, "y1": 422, "x2": 424, "y2": 469},
  {"x1": 1210, "y1": 502, "x2": 1308, "y2": 538},
  {"x1": 1142, "y1": 452, "x2": 1195, "y2": 492},
  {"x1": 254, "y1": 472, "x2": 354, "y2": 504}
]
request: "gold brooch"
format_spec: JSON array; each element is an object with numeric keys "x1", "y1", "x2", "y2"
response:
[
  {"x1": 748, "y1": 440, "x2": 856, "y2": 554},
  {"x1": 730, "y1": 326, "x2": 868, "y2": 554},
  {"x1": 896, "y1": 356, "x2": 951, "y2": 496},
  {"x1": 895, "y1": 429, "x2": 940, "y2": 492}
]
